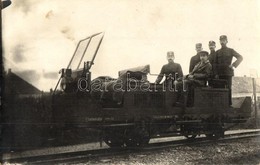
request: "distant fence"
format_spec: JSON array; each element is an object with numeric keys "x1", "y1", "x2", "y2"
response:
[
  {"x1": 233, "y1": 77, "x2": 260, "y2": 127},
  {"x1": 1, "y1": 93, "x2": 52, "y2": 150},
  {"x1": 233, "y1": 77, "x2": 260, "y2": 93}
]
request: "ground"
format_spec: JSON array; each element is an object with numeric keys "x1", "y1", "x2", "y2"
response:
[
  {"x1": 2, "y1": 131, "x2": 260, "y2": 164},
  {"x1": 84, "y1": 137, "x2": 260, "y2": 165}
]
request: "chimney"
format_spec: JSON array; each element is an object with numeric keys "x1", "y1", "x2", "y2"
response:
[{"x1": 8, "y1": 68, "x2": 11, "y2": 74}]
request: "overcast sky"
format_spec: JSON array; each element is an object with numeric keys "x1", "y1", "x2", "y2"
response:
[{"x1": 2, "y1": 0, "x2": 260, "y2": 91}]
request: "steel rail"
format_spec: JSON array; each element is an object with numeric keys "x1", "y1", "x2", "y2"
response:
[{"x1": 2, "y1": 130, "x2": 260, "y2": 164}]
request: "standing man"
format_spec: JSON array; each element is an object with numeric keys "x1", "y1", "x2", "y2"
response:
[
  {"x1": 215, "y1": 35, "x2": 243, "y2": 105},
  {"x1": 189, "y1": 43, "x2": 203, "y2": 72},
  {"x1": 155, "y1": 51, "x2": 183, "y2": 86},
  {"x1": 208, "y1": 40, "x2": 216, "y2": 77},
  {"x1": 208, "y1": 41, "x2": 216, "y2": 64}
]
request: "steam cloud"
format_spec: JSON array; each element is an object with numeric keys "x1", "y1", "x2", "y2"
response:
[
  {"x1": 12, "y1": 44, "x2": 26, "y2": 63},
  {"x1": 16, "y1": 70, "x2": 40, "y2": 84},
  {"x1": 13, "y1": 0, "x2": 35, "y2": 14},
  {"x1": 43, "y1": 71, "x2": 58, "y2": 79},
  {"x1": 45, "y1": 10, "x2": 54, "y2": 19},
  {"x1": 61, "y1": 26, "x2": 75, "y2": 41}
]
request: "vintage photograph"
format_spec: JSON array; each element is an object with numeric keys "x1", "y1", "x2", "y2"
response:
[{"x1": 1, "y1": 0, "x2": 260, "y2": 164}]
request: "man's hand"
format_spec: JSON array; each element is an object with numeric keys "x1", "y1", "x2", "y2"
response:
[
  {"x1": 229, "y1": 64, "x2": 234, "y2": 70},
  {"x1": 188, "y1": 75, "x2": 194, "y2": 79},
  {"x1": 174, "y1": 80, "x2": 178, "y2": 85}
]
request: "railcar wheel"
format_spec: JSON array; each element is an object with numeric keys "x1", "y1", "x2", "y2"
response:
[
  {"x1": 125, "y1": 127, "x2": 150, "y2": 147},
  {"x1": 184, "y1": 134, "x2": 197, "y2": 140},
  {"x1": 205, "y1": 131, "x2": 224, "y2": 140},
  {"x1": 205, "y1": 134, "x2": 214, "y2": 138},
  {"x1": 205, "y1": 133, "x2": 220, "y2": 139},
  {"x1": 205, "y1": 122, "x2": 224, "y2": 140},
  {"x1": 180, "y1": 124, "x2": 197, "y2": 140},
  {"x1": 103, "y1": 131, "x2": 125, "y2": 148},
  {"x1": 104, "y1": 138, "x2": 124, "y2": 148},
  {"x1": 125, "y1": 136, "x2": 150, "y2": 147}
]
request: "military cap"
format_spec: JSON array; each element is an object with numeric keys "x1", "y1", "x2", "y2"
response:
[
  {"x1": 195, "y1": 43, "x2": 202, "y2": 48},
  {"x1": 167, "y1": 51, "x2": 174, "y2": 56},
  {"x1": 1, "y1": 0, "x2": 12, "y2": 10},
  {"x1": 199, "y1": 51, "x2": 209, "y2": 56},
  {"x1": 219, "y1": 35, "x2": 227, "y2": 40},
  {"x1": 208, "y1": 40, "x2": 216, "y2": 46}
]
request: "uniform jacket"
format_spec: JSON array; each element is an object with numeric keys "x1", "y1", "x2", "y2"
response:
[
  {"x1": 156, "y1": 62, "x2": 183, "y2": 84},
  {"x1": 189, "y1": 54, "x2": 201, "y2": 73},
  {"x1": 215, "y1": 46, "x2": 243, "y2": 76},
  {"x1": 208, "y1": 50, "x2": 216, "y2": 75},
  {"x1": 189, "y1": 60, "x2": 212, "y2": 86}
]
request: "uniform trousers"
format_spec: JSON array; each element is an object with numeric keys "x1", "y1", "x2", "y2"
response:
[{"x1": 219, "y1": 75, "x2": 232, "y2": 105}]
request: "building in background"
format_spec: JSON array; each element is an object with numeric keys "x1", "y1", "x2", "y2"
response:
[{"x1": 4, "y1": 69, "x2": 42, "y2": 98}]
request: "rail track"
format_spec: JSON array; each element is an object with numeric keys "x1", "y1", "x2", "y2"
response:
[{"x1": 2, "y1": 129, "x2": 260, "y2": 164}]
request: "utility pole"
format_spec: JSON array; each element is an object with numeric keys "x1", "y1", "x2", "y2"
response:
[
  {"x1": 252, "y1": 78, "x2": 258, "y2": 128},
  {"x1": 1, "y1": 0, "x2": 12, "y2": 154}
]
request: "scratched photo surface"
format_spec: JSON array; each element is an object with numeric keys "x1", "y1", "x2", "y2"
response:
[{"x1": 1, "y1": 0, "x2": 260, "y2": 164}]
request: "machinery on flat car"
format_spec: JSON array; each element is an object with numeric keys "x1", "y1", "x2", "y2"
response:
[{"x1": 52, "y1": 33, "x2": 251, "y2": 147}]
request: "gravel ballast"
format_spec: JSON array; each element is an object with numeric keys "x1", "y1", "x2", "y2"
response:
[{"x1": 85, "y1": 137, "x2": 260, "y2": 165}]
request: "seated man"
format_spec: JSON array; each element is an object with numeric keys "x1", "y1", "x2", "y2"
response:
[
  {"x1": 176, "y1": 51, "x2": 212, "y2": 106},
  {"x1": 155, "y1": 51, "x2": 183, "y2": 88}
]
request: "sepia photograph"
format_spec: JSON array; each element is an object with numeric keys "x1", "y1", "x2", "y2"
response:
[{"x1": 1, "y1": 0, "x2": 260, "y2": 164}]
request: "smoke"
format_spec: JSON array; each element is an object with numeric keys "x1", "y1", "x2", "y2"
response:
[
  {"x1": 44, "y1": 9, "x2": 75, "y2": 41},
  {"x1": 13, "y1": 0, "x2": 36, "y2": 14},
  {"x1": 16, "y1": 70, "x2": 41, "y2": 84},
  {"x1": 43, "y1": 71, "x2": 58, "y2": 79},
  {"x1": 45, "y1": 10, "x2": 54, "y2": 19},
  {"x1": 12, "y1": 44, "x2": 26, "y2": 63},
  {"x1": 60, "y1": 26, "x2": 75, "y2": 41}
]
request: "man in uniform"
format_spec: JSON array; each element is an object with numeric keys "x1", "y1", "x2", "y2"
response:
[
  {"x1": 155, "y1": 51, "x2": 183, "y2": 86},
  {"x1": 189, "y1": 43, "x2": 203, "y2": 72},
  {"x1": 208, "y1": 41, "x2": 216, "y2": 65},
  {"x1": 215, "y1": 35, "x2": 243, "y2": 105},
  {"x1": 208, "y1": 41, "x2": 216, "y2": 84}
]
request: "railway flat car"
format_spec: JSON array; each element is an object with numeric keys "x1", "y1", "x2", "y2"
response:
[{"x1": 52, "y1": 33, "x2": 251, "y2": 147}]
